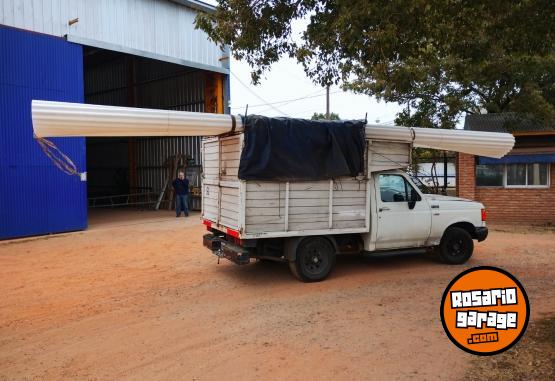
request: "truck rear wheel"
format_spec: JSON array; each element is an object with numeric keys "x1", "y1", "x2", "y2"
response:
[
  {"x1": 439, "y1": 227, "x2": 474, "y2": 264},
  {"x1": 289, "y1": 237, "x2": 335, "y2": 282}
]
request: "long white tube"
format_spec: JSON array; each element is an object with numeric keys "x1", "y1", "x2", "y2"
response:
[
  {"x1": 32, "y1": 100, "x2": 514, "y2": 158},
  {"x1": 365, "y1": 124, "x2": 515, "y2": 158},
  {"x1": 32, "y1": 100, "x2": 242, "y2": 137}
]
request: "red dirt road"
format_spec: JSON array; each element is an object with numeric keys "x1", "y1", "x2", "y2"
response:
[{"x1": 1, "y1": 211, "x2": 554, "y2": 380}]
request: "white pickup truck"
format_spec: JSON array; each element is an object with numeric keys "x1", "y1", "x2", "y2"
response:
[{"x1": 202, "y1": 134, "x2": 488, "y2": 282}]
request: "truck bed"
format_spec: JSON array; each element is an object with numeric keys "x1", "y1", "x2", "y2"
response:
[{"x1": 201, "y1": 134, "x2": 409, "y2": 239}]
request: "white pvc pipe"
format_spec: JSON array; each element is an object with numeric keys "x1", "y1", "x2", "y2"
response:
[
  {"x1": 32, "y1": 100, "x2": 514, "y2": 158},
  {"x1": 365, "y1": 124, "x2": 515, "y2": 158},
  {"x1": 32, "y1": 100, "x2": 242, "y2": 137}
]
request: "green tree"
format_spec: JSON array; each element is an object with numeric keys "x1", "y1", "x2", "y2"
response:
[
  {"x1": 197, "y1": 0, "x2": 554, "y2": 128},
  {"x1": 311, "y1": 112, "x2": 340, "y2": 120}
]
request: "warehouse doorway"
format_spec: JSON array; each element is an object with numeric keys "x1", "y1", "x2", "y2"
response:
[{"x1": 83, "y1": 47, "x2": 225, "y2": 223}]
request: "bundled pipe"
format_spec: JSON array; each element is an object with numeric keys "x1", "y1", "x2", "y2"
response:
[{"x1": 32, "y1": 100, "x2": 514, "y2": 158}]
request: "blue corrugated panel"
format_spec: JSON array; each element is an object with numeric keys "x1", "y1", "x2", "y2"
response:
[{"x1": 0, "y1": 25, "x2": 87, "y2": 239}]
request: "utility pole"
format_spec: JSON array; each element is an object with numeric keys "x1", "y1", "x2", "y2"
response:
[{"x1": 325, "y1": 85, "x2": 330, "y2": 119}]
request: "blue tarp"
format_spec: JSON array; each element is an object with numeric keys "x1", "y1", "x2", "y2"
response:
[{"x1": 478, "y1": 154, "x2": 555, "y2": 165}]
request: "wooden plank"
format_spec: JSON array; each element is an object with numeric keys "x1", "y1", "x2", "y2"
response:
[
  {"x1": 288, "y1": 190, "x2": 366, "y2": 199},
  {"x1": 220, "y1": 208, "x2": 238, "y2": 220},
  {"x1": 203, "y1": 145, "x2": 220, "y2": 154},
  {"x1": 221, "y1": 187, "x2": 239, "y2": 196},
  {"x1": 247, "y1": 191, "x2": 282, "y2": 200},
  {"x1": 204, "y1": 152, "x2": 219, "y2": 161},
  {"x1": 288, "y1": 205, "x2": 329, "y2": 215},
  {"x1": 246, "y1": 215, "x2": 285, "y2": 224},
  {"x1": 221, "y1": 159, "x2": 240, "y2": 168},
  {"x1": 203, "y1": 178, "x2": 219, "y2": 186},
  {"x1": 221, "y1": 194, "x2": 238, "y2": 204},
  {"x1": 245, "y1": 223, "x2": 285, "y2": 233},
  {"x1": 329, "y1": 180, "x2": 333, "y2": 229},
  {"x1": 220, "y1": 137, "x2": 240, "y2": 145},
  {"x1": 220, "y1": 180, "x2": 239, "y2": 188},
  {"x1": 204, "y1": 197, "x2": 219, "y2": 207},
  {"x1": 332, "y1": 220, "x2": 366, "y2": 229},
  {"x1": 222, "y1": 169, "x2": 239, "y2": 178},
  {"x1": 285, "y1": 182, "x2": 290, "y2": 231},
  {"x1": 203, "y1": 186, "x2": 219, "y2": 200},
  {"x1": 220, "y1": 216, "x2": 239, "y2": 229},
  {"x1": 246, "y1": 198, "x2": 291, "y2": 208},
  {"x1": 332, "y1": 197, "x2": 366, "y2": 206},
  {"x1": 289, "y1": 221, "x2": 329, "y2": 231},
  {"x1": 288, "y1": 181, "x2": 366, "y2": 192},
  {"x1": 221, "y1": 145, "x2": 241, "y2": 154},
  {"x1": 246, "y1": 182, "x2": 282, "y2": 192},
  {"x1": 244, "y1": 221, "x2": 366, "y2": 234},
  {"x1": 246, "y1": 207, "x2": 285, "y2": 216},
  {"x1": 204, "y1": 161, "x2": 219, "y2": 168},
  {"x1": 203, "y1": 205, "x2": 219, "y2": 215},
  {"x1": 289, "y1": 215, "x2": 328, "y2": 223},
  {"x1": 220, "y1": 151, "x2": 240, "y2": 161},
  {"x1": 331, "y1": 212, "x2": 366, "y2": 221}
]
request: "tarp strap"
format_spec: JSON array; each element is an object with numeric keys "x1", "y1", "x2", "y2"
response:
[{"x1": 230, "y1": 115, "x2": 236, "y2": 134}]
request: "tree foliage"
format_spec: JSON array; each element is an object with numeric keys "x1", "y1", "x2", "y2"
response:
[
  {"x1": 311, "y1": 112, "x2": 340, "y2": 120},
  {"x1": 197, "y1": 0, "x2": 554, "y2": 128}
]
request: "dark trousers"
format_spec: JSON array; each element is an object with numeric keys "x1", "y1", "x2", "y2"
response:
[{"x1": 176, "y1": 194, "x2": 189, "y2": 216}]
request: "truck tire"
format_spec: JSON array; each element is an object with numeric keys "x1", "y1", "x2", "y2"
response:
[
  {"x1": 289, "y1": 237, "x2": 336, "y2": 282},
  {"x1": 439, "y1": 227, "x2": 474, "y2": 264}
]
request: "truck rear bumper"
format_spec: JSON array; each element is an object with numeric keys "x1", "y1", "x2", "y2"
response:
[
  {"x1": 203, "y1": 233, "x2": 251, "y2": 265},
  {"x1": 475, "y1": 227, "x2": 488, "y2": 242}
]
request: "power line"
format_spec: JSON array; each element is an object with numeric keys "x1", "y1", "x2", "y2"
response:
[
  {"x1": 230, "y1": 89, "x2": 343, "y2": 110},
  {"x1": 229, "y1": 71, "x2": 289, "y2": 116}
]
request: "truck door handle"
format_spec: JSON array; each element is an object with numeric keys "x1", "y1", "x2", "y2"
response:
[{"x1": 379, "y1": 206, "x2": 390, "y2": 212}]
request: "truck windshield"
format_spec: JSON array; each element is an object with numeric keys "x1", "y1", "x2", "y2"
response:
[{"x1": 410, "y1": 176, "x2": 432, "y2": 194}]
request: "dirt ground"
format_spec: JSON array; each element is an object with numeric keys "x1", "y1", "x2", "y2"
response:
[{"x1": 1, "y1": 210, "x2": 554, "y2": 381}]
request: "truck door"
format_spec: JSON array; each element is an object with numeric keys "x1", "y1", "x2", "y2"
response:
[{"x1": 375, "y1": 173, "x2": 431, "y2": 249}]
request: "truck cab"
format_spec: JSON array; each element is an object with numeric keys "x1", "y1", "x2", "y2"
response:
[{"x1": 368, "y1": 170, "x2": 487, "y2": 252}]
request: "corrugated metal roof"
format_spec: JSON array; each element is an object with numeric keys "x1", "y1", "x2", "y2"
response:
[
  {"x1": 464, "y1": 113, "x2": 555, "y2": 134},
  {"x1": 169, "y1": 0, "x2": 216, "y2": 13},
  {"x1": 0, "y1": 25, "x2": 87, "y2": 239},
  {"x1": 0, "y1": 0, "x2": 227, "y2": 73}
]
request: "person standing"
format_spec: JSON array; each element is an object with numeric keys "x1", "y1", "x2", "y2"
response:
[{"x1": 172, "y1": 171, "x2": 189, "y2": 217}]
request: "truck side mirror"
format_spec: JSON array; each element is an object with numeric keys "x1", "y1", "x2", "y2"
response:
[{"x1": 408, "y1": 189, "x2": 419, "y2": 210}]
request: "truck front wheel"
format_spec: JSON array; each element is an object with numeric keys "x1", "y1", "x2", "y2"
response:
[
  {"x1": 439, "y1": 227, "x2": 474, "y2": 264},
  {"x1": 289, "y1": 237, "x2": 336, "y2": 282}
]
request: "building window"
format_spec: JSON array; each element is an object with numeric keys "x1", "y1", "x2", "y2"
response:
[
  {"x1": 476, "y1": 165, "x2": 504, "y2": 186},
  {"x1": 527, "y1": 163, "x2": 549, "y2": 186},
  {"x1": 476, "y1": 163, "x2": 550, "y2": 188},
  {"x1": 506, "y1": 164, "x2": 527, "y2": 186}
]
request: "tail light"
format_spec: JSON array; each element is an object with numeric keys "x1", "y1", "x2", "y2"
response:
[
  {"x1": 226, "y1": 228, "x2": 242, "y2": 245},
  {"x1": 481, "y1": 208, "x2": 487, "y2": 222},
  {"x1": 202, "y1": 219, "x2": 212, "y2": 231}
]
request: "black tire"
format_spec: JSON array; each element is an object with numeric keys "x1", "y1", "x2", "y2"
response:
[
  {"x1": 289, "y1": 237, "x2": 336, "y2": 282},
  {"x1": 439, "y1": 227, "x2": 474, "y2": 264}
]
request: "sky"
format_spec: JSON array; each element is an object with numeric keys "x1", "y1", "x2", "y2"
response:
[
  {"x1": 200, "y1": 0, "x2": 403, "y2": 122},
  {"x1": 228, "y1": 56, "x2": 403, "y2": 123}
]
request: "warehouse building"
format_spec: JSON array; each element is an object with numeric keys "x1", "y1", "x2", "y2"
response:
[{"x1": 0, "y1": 0, "x2": 229, "y2": 239}]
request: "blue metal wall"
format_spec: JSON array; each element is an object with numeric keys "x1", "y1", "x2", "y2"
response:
[{"x1": 0, "y1": 25, "x2": 87, "y2": 239}]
